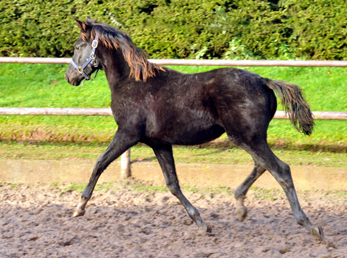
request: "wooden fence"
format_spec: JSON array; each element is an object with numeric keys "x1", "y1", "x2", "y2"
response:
[{"x1": 1, "y1": 57, "x2": 347, "y2": 178}]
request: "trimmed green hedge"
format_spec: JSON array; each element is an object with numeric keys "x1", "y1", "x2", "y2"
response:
[{"x1": 0, "y1": 0, "x2": 346, "y2": 60}]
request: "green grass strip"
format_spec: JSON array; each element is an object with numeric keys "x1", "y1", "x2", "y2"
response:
[{"x1": 0, "y1": 63, "x2": 346, "y2": 166}]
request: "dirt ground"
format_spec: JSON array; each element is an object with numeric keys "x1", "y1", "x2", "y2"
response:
[{"x1": 0, "y1": 181, "x2": 346, "y2": 258}]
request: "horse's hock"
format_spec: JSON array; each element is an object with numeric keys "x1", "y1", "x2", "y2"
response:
[{"x1": 1, "y1": 159, "x2": 346, "y2": 191}]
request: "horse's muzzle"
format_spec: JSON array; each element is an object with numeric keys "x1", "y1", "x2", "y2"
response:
[{"x1": 65, "y1": 72, "x2": 81, "y2": 86}]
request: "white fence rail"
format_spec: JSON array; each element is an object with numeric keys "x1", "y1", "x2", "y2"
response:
[
  {"x1": 0, "y1": 108, "x2": 346, "y2": 120},
  {"x1": 2, "y1": 57, "x2": 347, "y2": 67},
  {"x1": 1, "y1": 57, "x2": 347, "y2": 178}
]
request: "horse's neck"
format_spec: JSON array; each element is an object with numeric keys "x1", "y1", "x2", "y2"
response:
[{"x1": 102, "y1": 49, "x2": 131, "y2": 87}]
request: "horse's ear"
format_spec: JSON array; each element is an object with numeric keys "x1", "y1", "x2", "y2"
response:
[
  {"x1": 74, "y1": 18, "x2": 84, "y2": 30},
  {"x1": 74, "y1": 18, "x2": 89, "y2": 32}
]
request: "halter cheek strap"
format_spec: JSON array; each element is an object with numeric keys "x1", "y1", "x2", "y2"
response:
[{"x1": 70, "y1": 31, "x2": 100, "y2": 82}]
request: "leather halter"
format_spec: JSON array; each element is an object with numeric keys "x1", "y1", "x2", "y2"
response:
[{"x1": 70, "y1": 31, "x2": 100, "y2": 85}]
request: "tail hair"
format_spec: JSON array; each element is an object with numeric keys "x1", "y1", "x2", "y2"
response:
[{"x1": 265, "y1": 79, "x2": 314, "y2": 135}]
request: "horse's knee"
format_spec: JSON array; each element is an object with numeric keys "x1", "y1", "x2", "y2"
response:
[
  {"x1": 282, "y1": 163, "x2": 290, "y2": 173},
  {"x1": 94, "y1": 157, "x2": 107, "y2": 172}
]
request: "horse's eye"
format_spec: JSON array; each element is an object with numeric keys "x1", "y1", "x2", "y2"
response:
[{"x1": 76, "y1": 46, "x2": 80, "y2": 50}]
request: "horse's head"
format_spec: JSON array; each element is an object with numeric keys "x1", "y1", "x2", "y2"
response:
[
  {"x1": 65, "y1": 17, "x2": 164, "y2": 86},
  {"x1": 65, "y1": 17, "x2": 100, "y2": 86}
]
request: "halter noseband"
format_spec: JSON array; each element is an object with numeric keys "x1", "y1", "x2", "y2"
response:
[{"x1": 70, "y1": 31, "x2": 100, "y2": 85}]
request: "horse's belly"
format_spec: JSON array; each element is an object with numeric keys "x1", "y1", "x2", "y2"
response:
[{"x1": 171, "y1": 124, "x2": 225, "y2": 145}]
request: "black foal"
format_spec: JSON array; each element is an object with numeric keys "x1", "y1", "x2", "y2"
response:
[{"x1": 65, "y1": 17, "x2": 324, "y2": 241}]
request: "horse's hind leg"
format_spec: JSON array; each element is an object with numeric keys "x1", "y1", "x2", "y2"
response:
[
  {"x1": 241, "y1": 141, "x2": 324, "y2": 240},
  {"x1": 152, "y1": 145, "x2": 211, "y2": 233},
  {"x1": 234, "y1": 160, "x2": 266, "y2": 221},
  {"x1": 73, "y1": 130, "x2": 139, "y2": 217}
]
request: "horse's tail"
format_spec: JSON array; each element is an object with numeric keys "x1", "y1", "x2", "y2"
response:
[{"x1": 265, "y1": 79, "x2": 314, "y2": 135}]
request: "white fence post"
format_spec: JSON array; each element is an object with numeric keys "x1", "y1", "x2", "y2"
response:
[{"x1": 121, "y1": 149, "x2": 131, "y2": 178}]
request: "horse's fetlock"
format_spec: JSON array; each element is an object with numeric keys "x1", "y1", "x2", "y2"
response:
[
  {"x1": 294, "y1": 213, "x2": 308, "y2": 227},
  {"x1": 81, "y1": 194, "x2": 92, "y2": 201},
  {"x1": 296, "y1": 218, "x2": 305, "y2": 227},
  {"x1": 234, "y1": 191, "x2": 246, "y2": 200}
]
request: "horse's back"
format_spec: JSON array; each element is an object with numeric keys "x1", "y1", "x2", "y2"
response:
[{"x1": 170, "y1": 67, "x2": 277, "y2": 123}]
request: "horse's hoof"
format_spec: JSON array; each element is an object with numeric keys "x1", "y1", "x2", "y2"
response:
[
  {"x1": 236, "y1": 207, "x2": 248, "y2": 222},
  {"x1": 72, "y1": 208, "x2": 85, "y2": 217},
  {"x1": 204, "y1": 223, "x2": 212, "y2": 233},
  {"x1": 196, "y1": 219, "x2": 212, "y2": 233},
  {"x1": 312, "y1": 225, "x2": 325, "y2": 241}
]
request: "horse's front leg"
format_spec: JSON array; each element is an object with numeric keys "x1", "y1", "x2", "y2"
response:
[
  {"x1": 152, "y1": 145, "x2": 211, "y2": 233},
  {"x1": 73, "y1": 130, "x2": 139, "y2": 217}
]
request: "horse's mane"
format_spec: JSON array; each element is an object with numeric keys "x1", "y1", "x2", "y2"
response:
[{"x1": 81, "y1": 18, "x2": 164, "y2": 82}]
